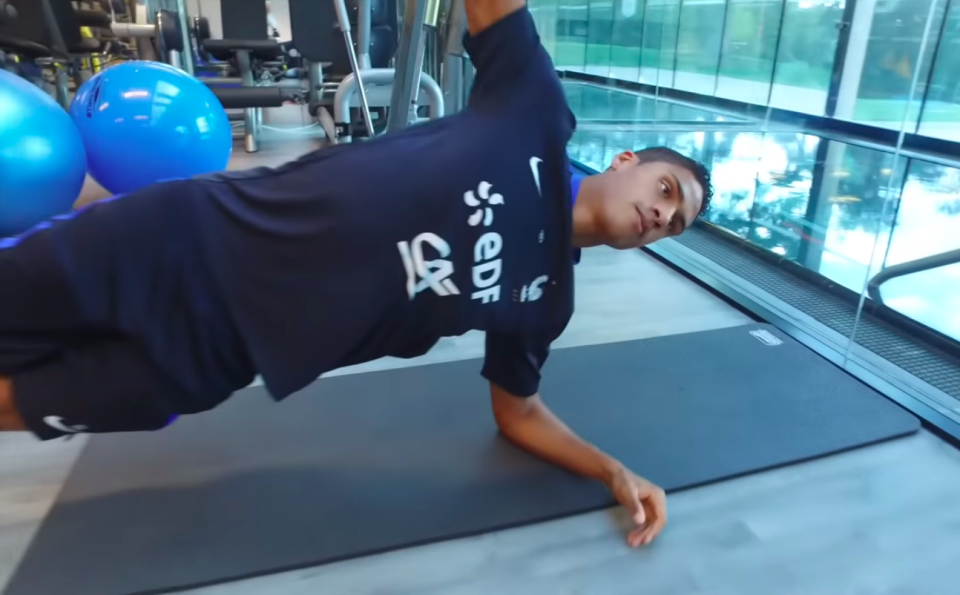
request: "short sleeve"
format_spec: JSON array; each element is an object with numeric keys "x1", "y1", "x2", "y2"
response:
[
  {"x1": 463, "y1": 8, "x2": 567, "y2": 115},
  {"x1": 481, "y1": 328, "x2": 560, "y2": 397}
]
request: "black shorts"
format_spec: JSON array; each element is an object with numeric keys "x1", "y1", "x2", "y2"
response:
[{"x1": 0, "y1": 185, "x2": 256, "y2": 440}]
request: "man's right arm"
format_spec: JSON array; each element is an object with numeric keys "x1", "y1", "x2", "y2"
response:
[
  {"x1": 489, "y1": 384, "x2": 667, "y2": 547},
  {"x1": 461, "y1": 0, "x2": 571, "y2": 123},
  {"x1": 482, "y1": 332, "x2": 668, "y2": 546}
]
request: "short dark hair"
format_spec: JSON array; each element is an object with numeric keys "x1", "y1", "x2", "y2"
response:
[{"x1": 634, "y1": 147, "x2": 713, "y2": 217}]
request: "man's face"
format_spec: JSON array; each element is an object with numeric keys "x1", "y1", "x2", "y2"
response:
[{"x1": 598, "y1": 152, "x2": 704, "y2": 249}]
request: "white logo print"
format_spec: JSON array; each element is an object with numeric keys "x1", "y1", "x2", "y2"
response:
[
  {"x1": 397, "y1": 233, "x2": 460, "y2": 298},
  {"x1": 464, "y1": 181, "x2": 504, "y2": 227},
  {"x1": 43, "y1": 416, "x2": 89, "y2": 434},
  {"x1": 529, "y1": 157, "x2": 543, "y2": 196},
  {"x1": 520, "y1": 275, "x2": 549, "y2": 302}
]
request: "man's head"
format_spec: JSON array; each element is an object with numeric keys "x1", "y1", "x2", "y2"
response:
[{"x1": 573, "y1": 147, "x2": 713, "y2": 250}]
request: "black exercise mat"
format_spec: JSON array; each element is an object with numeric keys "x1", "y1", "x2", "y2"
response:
[{"x1": 6, "y1": 324, "x2": 919, "y2": 595}]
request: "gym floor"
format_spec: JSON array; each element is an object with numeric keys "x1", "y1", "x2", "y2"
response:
[{"x1": 4, "y1": 109, "x2": 960, "y2": 594}]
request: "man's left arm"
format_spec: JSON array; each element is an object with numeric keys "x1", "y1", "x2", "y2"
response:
[{"x1": 482, "y1": 332, "x2": 667, "y2": 547}]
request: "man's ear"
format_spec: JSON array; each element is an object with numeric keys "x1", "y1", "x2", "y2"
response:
[{"x1": 608, "y1": 151, "x2": 637, "y2": 172}]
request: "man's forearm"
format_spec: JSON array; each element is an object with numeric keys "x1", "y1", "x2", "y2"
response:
[{"x1": 492, "y1": 390, "x2": 624, "y2": 484}]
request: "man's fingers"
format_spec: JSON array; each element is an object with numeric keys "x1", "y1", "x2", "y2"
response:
[
  {"x1": 626, "y1": 489, "x2": 646, "y2": 526},
  {"x1": 623, "y1": 487, "x2": 667, "y2": 547},
  {"x1": 640, "y1": 485, "x2": 668, "y2": 524}
]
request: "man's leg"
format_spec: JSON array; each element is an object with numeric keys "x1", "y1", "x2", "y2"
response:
[
  {"x1": 1, "y1": 215, "x2": 90, "y2": 433},
  {"x1": 2, "y1": 338, "x2": 187, "y2": 440},
  {"x1": 1, "y1": 207, "x2": 183, "y2": 438},
  {"x1": 0, "y1": 377, "x2": 26, "y2": 431}
]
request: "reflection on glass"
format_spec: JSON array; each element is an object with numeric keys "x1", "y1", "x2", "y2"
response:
[
  {"x1": 673, "y1": 0, "x2": 726, "y2": 95},
  {"x1": 716, "y1": 0, "x2": 783, "y2": 104},
  {"x1": 769, "y1": 0, "x2": 844, "y2": 115},
  {"x1": 565, "y1": 84, "x2": 960, "y2": 343},
  {"x1": 706, "y1": 132, "x2": 819, "y2": 261}
]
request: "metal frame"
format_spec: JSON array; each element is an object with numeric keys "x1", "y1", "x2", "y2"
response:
[
  {"x1": 709, "y1": 0, "x2": 732, "y2": 98},
  {"x1": 868, "y1": 248, "x2": 960, "y2": 305},
  {"x1": 335, "y1": 67, "x2": 443, "y2": 142},
  {"x1": 823, "y1": 0, "x2": 858, "y2": 118},
  {"x1": 174, "y1": 0, "x2": 194, "y2": 74},
  {"x1": 387, "y1": 0, "x2": 428, "y2": 132},
  {"x1": 440, "y1": 0, "x2": 468, "y2": 114},
  {"x1": 334, "y1": 0, "x2": 376, "y2": 137},
  {"x1": 794, "y1": 138, "x2": 832, "y2": 272},
  {"x1": 762, "y1": 0, "x2": 789, "y2": 110},
  {"x1": 634, "y1": 0, "x2": 648, "y2": 75},
  {"x1": 235, "y1": 49, "x2": 261, "y2": 152},
  {"x1": 916, "y1": 0, "x2": 955, "y2": 128},
  {"x1": 325, "y1": 0, "x2": 447, "y2": 141}
]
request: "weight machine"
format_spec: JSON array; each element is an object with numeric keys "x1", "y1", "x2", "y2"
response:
[{"x1": 297, "y1": 0, "x2": 470, "y2": 144}]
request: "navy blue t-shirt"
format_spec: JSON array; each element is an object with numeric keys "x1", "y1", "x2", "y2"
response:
[{"x1": 192, "y1": 8, "x2": 578, "y2": 399}]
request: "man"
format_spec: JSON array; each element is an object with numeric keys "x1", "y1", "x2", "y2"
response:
[{"x1": 0, "y1": 0, "x2": 711, "y2": 549}]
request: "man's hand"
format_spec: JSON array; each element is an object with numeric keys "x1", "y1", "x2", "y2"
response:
[
  {"x1": 490, "y1": 384, "x2": 668, "y2": 547},
  {"x1": 605, "y1": 465, "x2": 667, "y2": 547}
]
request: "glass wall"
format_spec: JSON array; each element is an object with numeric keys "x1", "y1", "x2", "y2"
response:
[
  {"x1": 767, "y1": 0, "x2": 845, "y2": 114},
  {"x1": 535, "y1": 0, "x2": 960, "y2": 138},
  {"x1": 558, "y1": 0, "x2": 960, "y2": 422},
  {"x1": 918, "y1": 0, "x2": 960, "y2": 140},
  {"x1": 715, "y1": 0, "x2": 782, "y2": 105}
]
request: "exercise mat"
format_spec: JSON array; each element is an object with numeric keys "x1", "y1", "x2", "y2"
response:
[{"x1": 5, "y1": 324, "x2": 919, "y2": 595}]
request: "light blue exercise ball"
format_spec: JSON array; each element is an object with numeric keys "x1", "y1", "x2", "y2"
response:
[
  {"x1": 0, "y1": 70, "x2": 88, "y2": 238},
  {"x1": 69, "y1": 61, "x2": 232, "y2": 195}
]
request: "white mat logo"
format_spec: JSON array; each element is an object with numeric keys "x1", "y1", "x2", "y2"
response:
[
  {"x1": 750, "y1": 329, "x2": 783, "y2": 346},
  {"x1": 397, "y1": 233, "x2": 460, "y2": 298}
]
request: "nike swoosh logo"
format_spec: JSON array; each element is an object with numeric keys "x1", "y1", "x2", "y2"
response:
[
  {"x1": 43, "y1": 416, "x2": 88, "y2": 434},
  {"x1": 529, "y1": 157, "x2": 543, "y2": 196}
]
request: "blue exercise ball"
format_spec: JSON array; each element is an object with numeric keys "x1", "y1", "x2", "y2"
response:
[
  {"x1": 0, "y1": 70, "x2": 87, "y2": 238},
  {"x1": 69, "y1": 61, "x2": 232, "y2": 195}
]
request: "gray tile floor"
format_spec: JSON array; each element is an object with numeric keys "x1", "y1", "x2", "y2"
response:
[{"x1": 4, "y1": 126, "x2": 960, "y2": 594}]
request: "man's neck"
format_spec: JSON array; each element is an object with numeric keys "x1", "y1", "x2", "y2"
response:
[{"x1": 572, "y1": 174, "x2": 605, "y2": 249}]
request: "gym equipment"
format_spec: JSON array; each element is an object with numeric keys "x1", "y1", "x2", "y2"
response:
[
  {"x1": 289, "y1": 0, "x2": 446, "y2": 143},
  {"x1": 0, "y1": 68, "x2": 86, "y2": 237},
  {"x1": 5, "y1": 325, "x2": 918, "y2": 595},
  {"x1": 197, "y1": 0, "x2": 305, "y2": 152},
  {"x1": 0, "y1": 0, "x2": 184, "y2": 108},
  {"x1": 334, "y1": 67, "x2": 443, "y2": 142},
  {"x1": 69, "y1": 61, "x2": 231, "y2": 194},
  {"x1": 439, "y1": 0, "x2": 470, "y2": 114},
  {"x1": 0, "y1": 0, "x2": 90, "y2": 107}
]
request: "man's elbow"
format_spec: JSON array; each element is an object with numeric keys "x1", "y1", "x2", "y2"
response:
[{"x1": 490, "y1": 383, "x2": 541, "y2": 433}]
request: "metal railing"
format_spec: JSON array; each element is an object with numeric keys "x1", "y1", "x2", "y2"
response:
[{"x1": 868, "y1": 248, "x2": 960, "y2": 305}]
